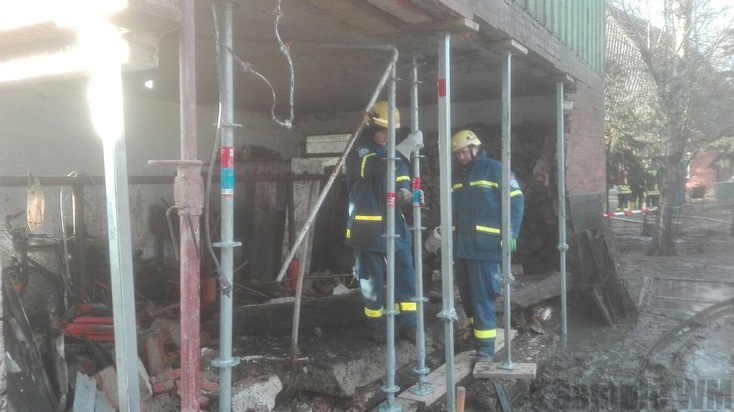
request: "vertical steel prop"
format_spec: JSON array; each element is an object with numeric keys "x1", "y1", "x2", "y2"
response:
[
  {"x1": 437, "y1": 32, "x2": 458, "y2": 412},
  {"x1": 147, "y1": 3, "x2": 204, "y2": 408},
  {"x1": 409, "y1": 58, "x2": 432, "y2": 396},
  {"x1": 211, "y1": 1, "x2": 241, "y2": 411},
  {"x1": 556, "y1": 81, "x2": 569, "y2": 344},
  {"x1": 379, "y1": 63, "x2": 401, "y2": 412},
  {"x1": 499, "y1": 49, "x2": 515, "y2": 370},
  {"x1": 86, "y1": 21, "x2": 141, "y2": 412},
  {"x1": 178, "y1": 2, "x2": 205, "y2": 410}
]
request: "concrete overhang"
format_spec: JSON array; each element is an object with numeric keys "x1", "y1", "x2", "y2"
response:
[{"x1": 0, "y1": 0, "x2": 578, "y2": 116}]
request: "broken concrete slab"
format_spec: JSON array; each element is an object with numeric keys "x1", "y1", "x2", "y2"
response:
[
  {"x1": 296, "y1": 327, "x2": 419, "y2": 398},
  {"x1": 231, "y1": 374, "x2": 283, "y2": 412},
  {"x1": 228, "y1": 288, "x2": 363, "y2": 336},
  {"x1": 149, "y1": 318, "x2": 181, "y2": 348},
  {"x1": 94, "y1": 359, "x2": 153, "y2": 409},
  {"x1": 140, "y1": 332, "x2": 170, "y2": 376}
]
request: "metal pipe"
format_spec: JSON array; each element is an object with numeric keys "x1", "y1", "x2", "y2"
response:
[
  {"x1": 290, "y1": 182, "x2": 318, "y2": 363},
  {"x1": 87, "y1": 22, "x2": 141, "y2": 412},
  {"x1": 556, "y1": 81, "x2": 568, "y2": 343},
  {"x1": 281, "y1": 43, "x2": 400, "y2": 389},
  {"x1": 499, "y1": 50, "x2": 515, "y2": 371},
  {"x1": 177, "y1": 1, "x2": 203, "y2": 410},
  {"x1": 72, "y1": 183, "x2": 88, "y2": 302},
  {"x1": 275, "y1": 44, "x2": 399, "y2": 283},
  {"x1": 212, "y1": 1, "x2": 240, "y2": 411},
  {"x1": 0, "y1": 173, "x2": 325, "y2": 187},
  {"x1": 379, "y1": 63, "x2": 401, "y2": 412},
  {"x1": 409, "y1": 57, "x2": 431, "y2": 396},
  {"x1": 437, "y1": 32, "x2": 458, "y2": 412}
]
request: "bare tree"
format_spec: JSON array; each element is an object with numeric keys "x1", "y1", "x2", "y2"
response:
[{"x1": 608, "y1": 0, "x2": 734, "y2": 255}]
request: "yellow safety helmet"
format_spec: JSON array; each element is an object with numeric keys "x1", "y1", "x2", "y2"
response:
[
  {"x1": 369, "y1": 100, "x2": 400, "y2": 129},
  {"x1": 451, "y1": 130, "x2": 482, "y2": 152}
]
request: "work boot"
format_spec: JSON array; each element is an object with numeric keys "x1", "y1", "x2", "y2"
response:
[{"x1": 474, "y1": 351, "x2": 493, "y2": 365}]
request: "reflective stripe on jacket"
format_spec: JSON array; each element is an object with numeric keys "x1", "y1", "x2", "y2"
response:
[
  {"x1": 345, "y1": 137, "x2": 412, "y2": 252},
  {"x1": 452, "y1": 150, "x2": 524, "y2": 261}
]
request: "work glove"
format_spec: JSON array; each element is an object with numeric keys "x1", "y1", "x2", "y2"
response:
[
  {"x1": 502, "y1": 238, "x2": 518, "y2": 252},
  {"x1": 397, "y1": 188, "x2": 425, "y2": 208},
  {"x1": 396, "y1": 130, "x2": 424, "y2": 161}
]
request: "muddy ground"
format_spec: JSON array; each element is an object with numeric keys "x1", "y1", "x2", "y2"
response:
[{"x1": 512, "y1": 200, "x2": 734, "y2": 412}]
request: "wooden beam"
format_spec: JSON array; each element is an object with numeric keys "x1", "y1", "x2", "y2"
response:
[
  {"x1": 473, "y1": 362, "x2": 538, "y2": 380},
  {"x1": 487, "y1": 38, "x2": 528, "y2": 55},
  {"x1": 404, "y1": 17, "x2": 479, "y2": 34}
]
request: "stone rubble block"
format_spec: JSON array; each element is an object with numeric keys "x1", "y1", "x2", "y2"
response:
[
  {"x1": 94, "y1": 358, "x2": 153, "y2": 409},
  {"x1": 231, "y1": 374, "x2": 283, "y2": 412}
]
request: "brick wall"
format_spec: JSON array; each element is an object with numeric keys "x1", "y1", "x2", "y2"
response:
[{"x1": 565, "y1": 81, "x2": 606, "y2": 196}]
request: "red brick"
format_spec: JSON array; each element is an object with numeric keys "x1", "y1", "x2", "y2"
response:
[
  {"x1": 153, "y1": 367, "x2": 182, "y2": 384},
  {"x1": 152, "y1": 379, "x2": 176, "y2": 394},
  {"x1": 201, "y1": 379, "x2": 219, "y2": 394}
]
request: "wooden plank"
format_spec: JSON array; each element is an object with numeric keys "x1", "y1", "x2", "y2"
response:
[
  {"x1": 72, "y1": 372, "x2": 96, "y2": 412},
  {"x1": 592, "y1": 285, "x2": 615, "y2": 326},
  {"x1": 473, "y1": 362, "x2": 537, "y2": 380},
  {"x1": 397, "y1": 329, "x2": 517, "y2": 408},
  {"x1": 585, "y1": 230, "x2": 607, "y2": 282},
  {"x1": 503, "y1": 270, "x2": 565, "y2": 310}
]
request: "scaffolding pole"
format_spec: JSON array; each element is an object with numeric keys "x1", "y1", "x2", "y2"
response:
[
  {"x1": 556, "y1": 81, "x2": 569, "y2": 343},
  {"x1": 499, "y1": 49, "x2": 515, "y2": 371},
  {"x1": 87, "y1": 22, "x2": 141, "y2": 412},
  {"x1": 437, "y1": 32, "x2": 458, "y2": 412},
  {"x1": 211, "y1": 1, "x2": 241, "y2": 411},
  {"x1": 380, "y1": 63, "x2": 401, "y2": 412},
  {"x1": 409, "y1": 57, "x2": 431, "y2": 396}
]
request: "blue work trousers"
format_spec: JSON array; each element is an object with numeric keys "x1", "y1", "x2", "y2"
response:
[
  {"x1": 353, "y1": 247, "x2": 417, "y2": 330},
  {"x1": 455, "y1": 259, "x2": 502, "y2": 355}
]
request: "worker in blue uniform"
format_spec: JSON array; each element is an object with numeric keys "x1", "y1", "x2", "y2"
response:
[
  {"x1": 451, "y1": 129, "x2": 524, "y2": 363},
  {"x1": 345, "y1": 101, "x2": 423, "y2": 343}
]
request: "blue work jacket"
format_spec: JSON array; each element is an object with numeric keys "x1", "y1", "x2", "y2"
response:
[
  {"x1": 452, "y1": 150, "x2": 524, "y2": 261},
  {"x1": 345, "y1": 137, "x2": 412, "y2": 252}
]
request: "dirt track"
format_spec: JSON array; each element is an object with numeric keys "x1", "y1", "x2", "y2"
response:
[{"x1": 515, "y1": 200, "x2": 734, "y2": 411}]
